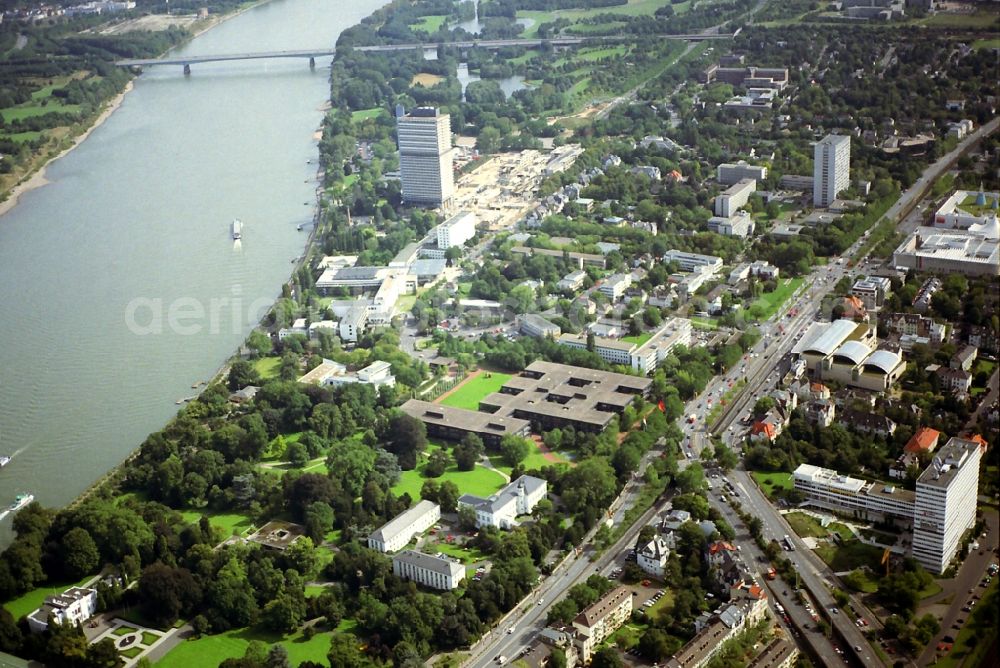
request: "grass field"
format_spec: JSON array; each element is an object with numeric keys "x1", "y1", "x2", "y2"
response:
[
  {"x1": 1, "y1": 101, "x2": 81, "y2": 123},
  {"x1": 252, "y1": 356, "x2": 281, "y2": 381},
  {"x1": 410, "y1": 14, "x2": 448, "y2": 33},
  {"x1": 178, "y1": 510, "x2": 255, "y2": 537},
  {"x1": 351, "y1": 107, "x2": 383, "y2": 121},
  {"x1": 919, "y1": 10, "x2": 998, "y2": 28},
  {"x1": 431, "y1": 541, "x2": 487, "y2": 564},
  {"x1": 439, "y1": 372, "x2": 512, "y2": 410},
  {"x1": 156, "y1": 626, "x2": 338, "y2": 668},
  {"x1": 785, "y1": 512, "x2": 827, "y2": 539},
  {"x1": 517, "y1": 0, "x2": 680, "y2": 37},
  {"x1": 750, "y1": 278, "x2": 804, "y2": 321},
  {"x1": 0, "y1": 130, "x2": 44, "y2": 142},
  {"x1": 2, "y1": 574, "x2": 95, "y2": 620},
  {"x1": 814, "y1": 540, "x2": 883, "y2": 572},
  {"x1": 972, "y1": 38, "x2": 1000, "y2": 50},
  {"x1": 751, "y1": 471, "x2": 793, "y2": 498},
  {"x1": 489, "y1": 442, "x2": 570, "y2": 475},
  {"x1": 690, "y1": 316, "x2": 719, "y2": 330},
  {"x1": 391, "y1": 457, "x2": 506, "y2": 500}
]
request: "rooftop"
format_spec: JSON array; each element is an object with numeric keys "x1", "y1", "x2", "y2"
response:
[
  {"x1": 392, "y1": 550, "x2": 464, "y2": 577},
  {"x1": 917, "y1": 437, "x2": 981, "y2": 489},
  {"x1": 369, "y1": 500, "x2": 439, "y2": 544},
  {"x1": 400, "y1": 399, "x2": 531, "y2": 436},
  {"x1": 574, "y1": 586, "x2": 631, "y2": 629},
  {"x1": 795, "y1": 319, "x2": 865, "y2": 357}
]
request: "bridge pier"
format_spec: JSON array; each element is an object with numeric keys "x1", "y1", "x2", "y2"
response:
[
  {"x1": 183, "y1": 63, "x2": 191, "y2": 76},
  {"x1": 309, "y1": 57, "x2": 316, "y2": 69}
]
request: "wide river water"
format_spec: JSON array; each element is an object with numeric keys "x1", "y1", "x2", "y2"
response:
[{"x1": 0, "y1": 0, "x2": 387, "y2": 545}]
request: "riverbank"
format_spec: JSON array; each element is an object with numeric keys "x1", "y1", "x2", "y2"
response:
[
  {"x1": 0, "y1": 1, "x2": 271, "y2": 219},
  {"x1": 0, "y1": 80, "x2": 133, "y2": 218}
]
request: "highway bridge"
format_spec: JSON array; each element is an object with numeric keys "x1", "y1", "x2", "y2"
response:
[{"x1": 115, "y1": 31, "x2": 738, "y2": 70}]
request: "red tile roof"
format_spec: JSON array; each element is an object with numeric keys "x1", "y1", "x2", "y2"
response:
[
  {"x1": 904, "y1": 426, "x2": 941, "y2": 453},
  {"x1": 751, "y1": 421, "x2": 777, "y2": 439}
]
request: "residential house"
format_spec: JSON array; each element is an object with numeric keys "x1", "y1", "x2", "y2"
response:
[
  {"x1": 637, "y1": 533, "x2": 674, "y2": 578},
  {"x1": 836, "y1": 409, "x2": 896, "y2": 437},
  {"x1": 904, "y1": 426, "x2": 940, "y2": 456},
  {"x1": 951, "y1": 345, "x2": 978, "y2": 372},
  {"x1": 27, "y1": 587, "x2": 98, "y2": 634},
  {"x1": 937, "y1": 367, "x2": 973, "y2": 394},
  {"x1": 805, "y1": 399, "x2": 836, "y2": 427},
  {"x1": 751, "y1": 409, "x2": 785, "y2": 441}
]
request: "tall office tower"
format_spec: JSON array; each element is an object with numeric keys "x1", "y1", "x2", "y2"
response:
[
  {"x1": 912, "y1": 437, "x2": 982, "y2": 574},
  {"x1": 813, "y1": 134, "x2": 851, "y2": 207},
  {"x1": 396, "y1": 106, "x2": 454, "y2": 208}
]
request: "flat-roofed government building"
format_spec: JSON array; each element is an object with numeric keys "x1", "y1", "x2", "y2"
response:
[{"x1": 402, "y1": 360, "x2": 651, "y2": 442}]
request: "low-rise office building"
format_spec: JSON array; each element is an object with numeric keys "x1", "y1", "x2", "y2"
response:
[
  {"x1": 367, "y1": 500, "x2": 440, "y2": 553},
  {"x1": 893, "y1": 226, "x2": 1000, "y2": 277},
  {"x1": 663, "y1": 249, "x2": 724, "y2": 273},
  {"x1": 392, "y1": 550, "x2": 465, "y2": 590},
  {"x1": 708, "y1": 210, "x2": 755, "y2": 238},
  {"x1": 400, "y1": 399, "x2": 530, "y2": 448},
  {"x1": 851, "y1": 276, "x2": 891, "y2": 309},
  {"x1": 519, "y1": 313, "x2": 562, "y2": 339},
  {"x1": 459, "y1": 475, "x2": 547, "y2": 529},
  {"x1": 598, "y1": 273, "x2": 632, "y2": 301},
  {"x1": 558, "y1": 270, "x2": 587, "y2": 292},
  {"x1": 298, "y1": 359, "x2": 396, "y2": 389}
]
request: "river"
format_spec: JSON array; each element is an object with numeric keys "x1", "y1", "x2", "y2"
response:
[{"x1": 0, "y1": 0, "x2": 387, "y2": 545}]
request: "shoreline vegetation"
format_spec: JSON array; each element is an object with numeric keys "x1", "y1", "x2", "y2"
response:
[{"x1": 0, "y1": 0, "x2": 272, "y2": 217}]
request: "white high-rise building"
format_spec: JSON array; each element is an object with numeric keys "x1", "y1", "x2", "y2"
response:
[
  {"x1": 813, "y1": 134, "x2": 851, "y2": 207},
  {"x1": 397, "y1": 107, "x2": 454, "y2": 208},
  {"x1": 912, "y1": 437, "x2": 982, "y2": 574}
]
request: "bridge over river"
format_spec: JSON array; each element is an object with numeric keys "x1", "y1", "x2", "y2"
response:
[{"x1": 115, "y1": 31, "x2": 738, "y2": 71}]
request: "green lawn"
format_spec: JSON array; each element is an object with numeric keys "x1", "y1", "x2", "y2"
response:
[
  {"x1": 113, "y1": 625, "x2": 138, "y2": 636},
  {"x1": 2, "y1": 573, "x2": 95, "y2": 620},
  {"x1": 751, "y1": 471, "x2": 793, "y2": 497},
  {"x1": 517, "y1": 0, "x2": 680, "y2": 37},
  {"x1": 439, "y1": 372, "x2": 513, "y2": 410},
  {"x1": 431, "y1": 541, "x2": 487, "y2": 564},
  {"x1": 141, "y1": 630, "x2": 161, "y2": 645},
  {"x1": 252, "y1": 356, "x2": 281, "y2": 381},
  {"x1": 392, "y1": 459, "x2": 506, "y2": 500},
  {"x1": 919, "y1": 10, "x2": 999, "y2": 28},
  {"x1": 351, "y1": 107, "x2": 383, "y2": 121},
  {"x1": 622, "y1": 332, "x2": 653, "y2": 345},
  {"x1": 828, "y1": 522, "x2": 854, "y2": 542},
  {"x1": 409, "y1": 14, "x2": 448, "y2": 33},
  {"x1": 1, "y1": 101, "x2": 81, "y2": 123},
  {"x1": 814, "y1": 541, "x2": 883, "y2": 572},
  {"x1": 120, "y1": 647, "x2": 143, "y2": 659},
  {"x1": 647, "y1": 590, "x2": 675, "y2": 621},
  {"x1": 178, "y1": 510, "x2": 255, "y2": 537},
  {"x1": 690, "y1": 316, "x2": 719, "y2": 330},
  {"x1": 489, "y1": 444, "x2": 570, "y2": 475},
  {"x1": 750, "y1": 278, "x2": 804, "y2": 321},
  {"x1": 785, "y1": 512, "x2": 827, "y2": 539},
  {"x1": 156, "y1": 626, "x2": 339, "y2": 668},
  {"x1": 972, "y1": 38, "x2": 1000, "y2": 50},
  {"x1": 305, "y1": 585, "x2": 329, "y2": 598},
  {"x1": 1, "y1": 130, "x2": 44, "y2": 142}
]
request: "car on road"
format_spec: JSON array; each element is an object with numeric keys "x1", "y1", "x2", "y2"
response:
[
  {"x1": 494, "y1": 655, "x2": 506, "y2": 665},
  {"x1": 506, "y1": 626, "x2": 515, "y2": 634},
  {"x1": 537, "y1": 598, "x2": 543, "y2": 605}
]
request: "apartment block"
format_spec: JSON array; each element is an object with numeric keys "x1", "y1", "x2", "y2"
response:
[
  {"x1": 572, "y1": 587, "x2": 633, "y2": 664},
  {"x1": 437, "y1": 211, "x2": 476, "y2": 249}
]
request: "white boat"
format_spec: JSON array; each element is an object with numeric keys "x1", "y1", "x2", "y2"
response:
[
  {"x1": 231, "y1": 219, "x2": 243, "y2": 240},
  {"x1": 8, "y1": 493, "x2": 33, "y2": 512},
  {"x1": 0, "y1": 456, "x2": 9, "y2": 468}
]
